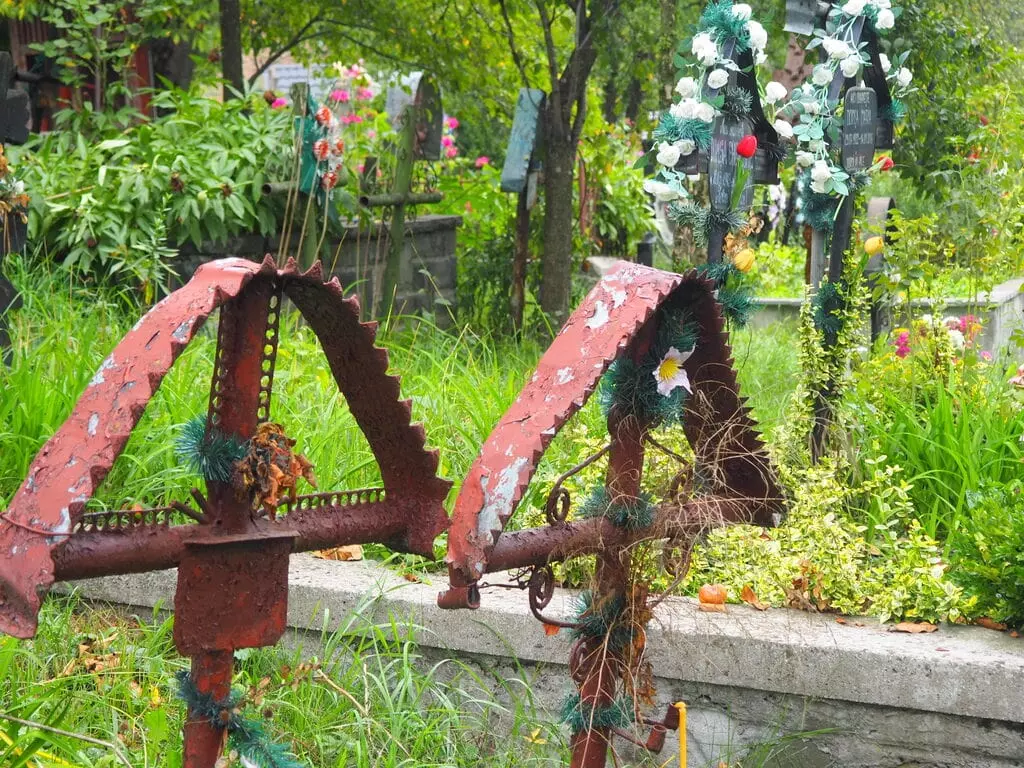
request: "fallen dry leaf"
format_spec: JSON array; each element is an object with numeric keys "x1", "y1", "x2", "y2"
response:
[
  {"x1": 543, "y1": 623, "x2": 561, "y2": 636},
  {"x1": 401, "y1": 572, "x2": 421, "y2": 583},
  {"x1": 977, "y1": 617, "x2": 1008, "y2": 632},
  {"x1": 740, "y1": 584, "x2": 769, "y2": 611},
  {"x1": 1011, "y1": 631, "x2": 1020, "y2": 639},
  {"x1": 698, "y1": 603, "x2": 727, "y2": 613},
  {"x1": 890, "y1": 622, "x2": 938, "y2": 634},
  {"x1": 835, "y1": 617, "x2": 847, "y2": 624},
  {"x1": 313, "y1": 544, "x2": 364, "y2": 562}
]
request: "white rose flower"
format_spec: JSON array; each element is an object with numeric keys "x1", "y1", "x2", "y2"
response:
[
  {"x1": 731, "y1": 3, "x2": 752, "y2": 21},
  {"x1": 675, "y1": 76, "x2": 697, "y2": 98},
  {"x1": 812, "y1": 64, "x2": 834, "y2": 86},
  {"x1": 822, "y1": 38, "x2": 850, "y2": 60},
  {"x1": 842, "y1": 0, "x2": 867, "y2": 14},
  {"x1": 872, "y1": 0, "x2": 892, "y2": 8},
  {"x1": 764, "y1": 81, "x2": 788, "y2": 105},
  {"x1": 841, "y1": 55, "x2": 861, "y2": 78},
  {"x1": 670, "y1": 98, "x2": 698, "y2": 120},
  {"x1": 896, "y1": 67, "x2": 913, "y2": 88},
  {"x1": 747, "y1": 20, "x2": 768, "y2": 52},
  {"x1": 754, "y1": 49, "x2": 768, "y2": 66},
  {"x1": 773, "y1": 119, "x2": 794, "y2": 140},
  {"x1": 802, "y1": 99, "x2": 820, "y2": 116},
  {"x1": 808, "y1": 139, "x2": 825, "y2": 152},
  {"x1": 694, "y1": 102, "x2": 716, "y2": 123},
  {"x1": 875, "y1": 8, "x2": 895, "y2": 29},
  {"x1": 948, "y1": 329, "x2": 966, "y2": 350},
  {"x1": 677, "y1": 138, "x2": 697, "y2": 156},
  {"x1": 643, "y1": 179, "x2": 682, "y2": 202},
  {"x1": 656, "y1": 141, "x2": 682, "y2": 168},
  {"x1": 796, "y1": 151, "x2": 814, "y2": 168},
  {"x1": 13, "y1": 180, "x2": 26, "y2": 195},
  {"x1": 707, "y1": 68, "x2": 729, "y2": 90},
  {"x1": 879, "y1": 53, "x2": 891, "y2": 73},
  {"x1": 692, "y1": 32, "x2": 719, "y2": 67},
  {"x1": 810, "y1": 160, "x2": 832, "y2": 193}
]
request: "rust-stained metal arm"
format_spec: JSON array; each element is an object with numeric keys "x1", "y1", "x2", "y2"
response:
[{"x1": 52, "y1": 501, "x2": 410, "y2": 581}]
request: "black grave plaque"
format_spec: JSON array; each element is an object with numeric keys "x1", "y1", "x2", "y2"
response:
[
  {"x1": 840, "y1": 87, "x2": 878, "y2": 173},
  {"x1": 708, "y1": 116, "x2": 755, "y2": 212}
]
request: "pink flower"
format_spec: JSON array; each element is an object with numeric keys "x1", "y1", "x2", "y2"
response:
[
  {"x1": 314, "y1": 105, "x2": 332, "y2": 125},
  {"x1": 330, "y1": 89, "x2": 350, "y2": 103},
  {"x1": 894, "y1": 331, "x2": 911, "y2": 358},
  {"x1": 341, "y1": 114, "x2": 363, "y2": 125},
  {"x1": 271, "y1": 98, "x2": 287, "y2": 109},
  {"x1": 981, "y1": 351, "x2": 993, "y2": 362},
  {"x1": 356, "y1": 87, "x2": 374, "y2": 100},
  {"x1": 1010, "y1": 365, "x2": 1024, "y2": 388},
  {"x1": 445, "y1": 116, "x2": 459, "y2": 130},
  {"x1": 312, "y1": 139, "x2": 330, "y2": 161},
  {"x1": 367, "y1": 130, "x2": 376, "y2": 139},
  {"x1": 445, "y1": 146, "x2": 458, "y2": 159},
  {"x1": 475, "y1": 156, "x2": 490, "y2": 168},
  {"x1": 441, "y1": 135, "x2": 454, "y2": 148},
  {"x1": 357, "y1": 163, "x2": 365, "y2": 174}
]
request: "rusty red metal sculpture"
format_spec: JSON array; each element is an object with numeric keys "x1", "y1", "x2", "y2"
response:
[
  {"x1": 440, "y1": 262, "x2": 784, "y2": 768},
  {"x1": 0, "y1": 256, "x2": 449, "y2": 767}
]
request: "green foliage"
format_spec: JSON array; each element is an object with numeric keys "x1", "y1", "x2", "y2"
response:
[
  {"x1": 11, "y1": 89, "x2": 291, "y2": 290},
  {"x1": 652, "y1": 112, "x2": 713, "y2": 151},
  {"x1": 698, "y1": 0, "x2": 753, "y2": 51},
  {"x1": 696, "y1": 262, "x2": 757, "y2": 328},
  {"x1": 845, "y1": 323, "x2": 1024, "y2": 542},
  {"x1": 748, "y1": 236, "x2": 806, "y2": 298},
  {"x1": 949, "y1": 482, "x2": 1024, "y2": 629},
  {"x1": 0, "y1": 592, "x2": 561, "y2": 766},
  {"x1": 687, "y1": 458, "x2": 970, "y2": 624}
]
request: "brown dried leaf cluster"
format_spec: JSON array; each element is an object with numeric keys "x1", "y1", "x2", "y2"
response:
[{"x1": 233, "y1": 422, "x2": 317, "y2": 514}]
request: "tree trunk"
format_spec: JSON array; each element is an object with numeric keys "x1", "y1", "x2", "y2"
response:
[
  {"x1": 218, "y1": 0, "x2": 244, "y2": 100},
  {"x1": 540, "y1": 131, "x2": 577, "y2": 327}
]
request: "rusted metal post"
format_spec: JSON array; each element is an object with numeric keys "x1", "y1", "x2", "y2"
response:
[{"x1": 183, "y1": 651, "x2": 233, "y2": 767}]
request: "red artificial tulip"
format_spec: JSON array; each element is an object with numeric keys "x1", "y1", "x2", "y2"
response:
[
  {"x1": 879, "y1": 156, "x2": 895, "y2": 171},
  {"x1": 736, "y1": 135, "x2": 758, "y2": 158}
]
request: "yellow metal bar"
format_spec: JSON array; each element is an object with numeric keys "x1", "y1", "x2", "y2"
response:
[{"x1": 674, "y1": 701, "x2": 687, "y2": 768}]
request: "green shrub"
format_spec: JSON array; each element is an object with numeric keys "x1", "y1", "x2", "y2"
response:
[
  {"x1": 949, "y1": 482, "x2": 1024, "y2": 629},
  {"x1": 11, "y1": 88, "x2": 292, "y2": 291}
]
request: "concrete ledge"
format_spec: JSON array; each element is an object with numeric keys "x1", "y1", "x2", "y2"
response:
[{"x1": 60, "y1": 555, "x2": 1024, "y2": 727}]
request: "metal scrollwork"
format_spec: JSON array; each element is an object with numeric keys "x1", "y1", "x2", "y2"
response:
[
  {"x1": 527, "y1": 564, "x2": 577, "y2": 629},
  {"x1": 542, "y1": 444, "x2": 610, "y2": 526}
]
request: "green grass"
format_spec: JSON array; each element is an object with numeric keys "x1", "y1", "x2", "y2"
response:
[{"x1": 0, "y1": 591, "x2": 564, "y2": 767}]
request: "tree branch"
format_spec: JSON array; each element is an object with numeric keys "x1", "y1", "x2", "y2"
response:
[
  {"x1": 497, "y1": 0, "x2": 533, "y2": 88},
  {"x1": 248, "y1": 14, "x2": 323, "y2": 85}
]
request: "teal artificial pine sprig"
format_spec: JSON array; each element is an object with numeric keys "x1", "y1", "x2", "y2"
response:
[
  {"x1": 176, "y1": 671, "x2": 305, "y2": 768},
  {"x1": 653, "y1": 113, "x2": 713, "y2": 151},
  {"x1": 175, "y1": 416, "x2": 248, "y2": 483},
  {"x1": 697, "y1": 262, "x2": 756, "y2": 328},
  {"x1": 699, "y1": 0, "x2": 752, "y2": 51},
  {"x1": 721, "y1": 86, "x2": 753, "y2": 123},
  {"x1": 880, "y1": 99, "x2": 907, "y2": 124},
  {"x1": 578, "y1": 486, "x2": 656, "y2": 531},
  {"x1": 560, "y1": 693, "x2": 635, "y2": 734}
]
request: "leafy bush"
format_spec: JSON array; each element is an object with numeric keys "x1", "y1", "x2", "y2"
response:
[
  {"x1": 13, "y1": 89, "x2": 291, "y2": 291},
  {"x1": 949, "y1": 482, "x2": 1024, "y2": 629}
]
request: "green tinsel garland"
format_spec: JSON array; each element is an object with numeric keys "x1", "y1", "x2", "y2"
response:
[
  {"x1": 668, "y1": 202, "x2": 747, "y2": 248},
  {"x1": 175, "y1": 671, "x2": 305, "y2": 768},
  {"x1": 720, "y1": 86, "x2": 752, "y2": 123},
  {"x1": 699, "y1": 0, "x2": 752, "y2": 51},
  {"x1": 578, "y1": 486, "x2": 656, "y2": 531},
  {"x1": 560, "y1": 693, "x2": 635, "y2": 735},
  {"x1": 812, "y1": 280, "x2": 848, "y2": 347},
  {"x1": 598, "y1": 311, "x2": 700, "y2": 426},
  {"x1": 570, "y1": 588, "x2": 633, "y2": 648},
  {"x1": 652, "y1": 113, "x2": 713, "y2": 151},
  {"x1": 880, "y1": 99, "x2": 907, "y2": 124},
  {"x1": 696, "y1": 262, "x2": 757, "y2": 328},
  {"x1": 176, "y1": 416, "x2": 248, "y2": 483}
]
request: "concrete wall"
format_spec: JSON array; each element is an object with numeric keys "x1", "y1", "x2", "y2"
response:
[
  {"x1": 752, "y1": 278, "x2": 1024, "y2": 356},
  {"x1": 61, "y1": 557, "x2": 1024, "y2": 768},
  {"x1": 174, "y1": 214, "x2": 461, "y2": 325}
]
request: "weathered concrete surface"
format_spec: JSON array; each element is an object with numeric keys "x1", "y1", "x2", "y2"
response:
[{"x1": 60, "y1": 556, "x2": 1024, "y2": 767}]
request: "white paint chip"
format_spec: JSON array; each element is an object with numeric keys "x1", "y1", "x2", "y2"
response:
[{"x1": 585, "y1": 301, "x2": 610, "y2": 330}]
